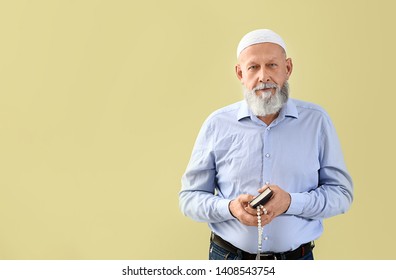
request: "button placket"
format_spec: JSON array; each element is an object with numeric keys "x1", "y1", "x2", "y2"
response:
[{"x1": 262, "y1": 127, "x2": 272, "y2": 188}]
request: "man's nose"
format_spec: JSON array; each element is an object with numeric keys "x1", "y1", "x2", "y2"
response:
[{"x1": 259, "y1": 69, "x2": 271, "y2": 83}]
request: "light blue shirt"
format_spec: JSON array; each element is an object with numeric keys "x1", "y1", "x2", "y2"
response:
[{"x1": 179, "y1": 99, "x2": 353, "y2": 254}]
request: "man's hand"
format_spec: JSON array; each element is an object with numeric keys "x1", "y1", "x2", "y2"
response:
[
  {"x1": 257, "y1": 185, "x2": 291, "y2": 226},
  {"x1": 228, "y1": 194, "x2": 258, "y2": 226},
  {"x1": 229, "y1": 185, "x2": 291, "y2": 227}
]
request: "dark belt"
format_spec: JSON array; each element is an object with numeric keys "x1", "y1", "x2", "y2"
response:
[{"x1": 211, "y1": 233, "x2": 314, "y2": 260}]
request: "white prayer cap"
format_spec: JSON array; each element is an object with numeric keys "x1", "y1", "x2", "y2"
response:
[{"x1": 237, "y1": 29, "x2": 287, "y2": 58}]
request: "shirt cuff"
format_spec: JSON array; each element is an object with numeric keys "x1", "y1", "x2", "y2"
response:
[
  {"x1": 285, "y1": 193, "x2": 306, "y2": 215},
  {"x1": 217, "y1": 199, "x2": 235, "y2": 221}
]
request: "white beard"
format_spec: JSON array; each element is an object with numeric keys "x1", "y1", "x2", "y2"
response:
[{"x1": 243, "y1": 81, "x2": 289, "y2": 116}]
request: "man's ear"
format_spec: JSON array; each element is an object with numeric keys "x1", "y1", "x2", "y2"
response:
[
  {"x1": 235, "y1": 64, "x2": 244, "y2": 82},
  {"x1": 285, "y1": 58, "x2": 293, "y2": 79}
]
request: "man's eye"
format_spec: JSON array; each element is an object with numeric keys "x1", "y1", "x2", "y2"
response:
[
  {"x1": 248, "y1": 65, "x2": 257, "y2": 70},
  {"x1": 268, "y1": 63, "x2": 277, "y2": 68}
]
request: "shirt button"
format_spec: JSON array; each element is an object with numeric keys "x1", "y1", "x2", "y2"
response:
[
  {"x1": 265, "y1": 181, "x2": 270, "y2": 185},
  {"x1": 264, "y1": 236, "x2": 269, "y2": 240},
  {"x1": 265, "y1": 153, "x2": 270, "y2": 158}
]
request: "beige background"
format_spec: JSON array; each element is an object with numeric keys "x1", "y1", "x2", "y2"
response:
[{"x1": 0, "y1": 0, "x2": 395, "y2": 259}]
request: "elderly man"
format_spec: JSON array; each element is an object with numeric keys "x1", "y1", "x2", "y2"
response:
[{"x1": 179, "y1": 29, "x2": 353, "y2": 260}]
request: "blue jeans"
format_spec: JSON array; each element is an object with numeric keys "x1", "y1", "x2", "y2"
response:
[{"x1": 209, "y1": 241, "x2": 314, "y2": 260}]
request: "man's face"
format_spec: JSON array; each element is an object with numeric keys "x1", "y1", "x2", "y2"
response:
[{"x1": 235, "y1": 43, "x2": 293, "y2": 96}]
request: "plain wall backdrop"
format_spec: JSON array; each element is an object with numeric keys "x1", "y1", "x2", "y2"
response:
[{"x1": 0, "y1": 0, "x2": 395, "y2": 259}]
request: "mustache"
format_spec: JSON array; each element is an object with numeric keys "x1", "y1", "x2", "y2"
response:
[{"x1": 253, "y1": 83, "x2": 279, "y2": 91}]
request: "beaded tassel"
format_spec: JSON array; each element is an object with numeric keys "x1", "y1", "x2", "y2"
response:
[{"x1": 256, "y1": 206, "x2": 263, "y2": 260}]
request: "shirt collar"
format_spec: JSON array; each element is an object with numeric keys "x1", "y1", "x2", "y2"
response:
[
  {"x1": 237, "y1": 100, "x2": 251, "y2": 121},
  {"x1": 237, "y1": 99, "x2": 299, "y2": 122}
]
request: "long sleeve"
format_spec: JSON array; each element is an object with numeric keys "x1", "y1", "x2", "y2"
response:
[
  {"x1": 286, "y1": 112, "x2": 353, "y2": 219},
  {"x1": 179, "y1": 119, "x2": 235, "y2": 223}
]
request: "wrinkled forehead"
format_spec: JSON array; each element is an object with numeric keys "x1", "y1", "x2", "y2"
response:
[{"x1": 238, "y1": 42, "x2": 286, "y2": 64}]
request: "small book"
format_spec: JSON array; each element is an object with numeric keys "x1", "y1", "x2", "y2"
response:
[{"x1": 249, "y1": 188, "x2": 273, "y2": 208}]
